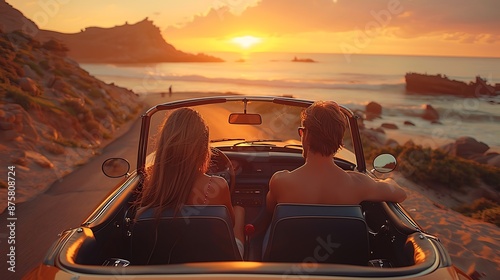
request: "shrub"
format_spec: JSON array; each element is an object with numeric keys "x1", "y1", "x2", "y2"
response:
[
  {"x1": 27, "y1": 61, "x2": 44, "y2": 77},
  {"x1": 476, "y1": 207, "x2": 500, "y2": 227},
  {"x1": 42, "y1": 39, "x2": 69, "y2": 54},
  {"x1": 89, "y1": 88, "x2": 103, "y2": 98},
  {"x1": 85, "y1": 119, "x2": 101, "y2": 133},
  {"x1": 6, "y1": 86, "x2": 34, "y2": 110},
  {"x1": 363, "y1": 138, "x2": 500, "y2": 190},
  {"x1": 54, "y1": 138, "x2": 80, "y2": 148},
  {"x1": 40, "y1": 60, "x2": 50, "y2": 70},
  {"x1": 43, "y1": 143, "x2": 66, "y2": 155},
  {"x1": 92, "y1": 108, "x2": 108, "y2": 120},
  {"x1": 62, "y1": 99, "x2": 88, "y2": 115},
  {"x1": 455, "y1": 198, "x2": 500, "y2": 227}
]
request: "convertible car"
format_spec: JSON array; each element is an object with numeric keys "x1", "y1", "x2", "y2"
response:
[{"x1": 26, "y1": 96, "x2": 470, "y2": 279}]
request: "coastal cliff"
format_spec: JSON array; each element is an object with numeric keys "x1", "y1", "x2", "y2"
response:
[
  {"x1": 0, "y1": 1, "x2": 222, "y2": 63},
  {"x1": 36, "y1": 19, "x2": 224, "y2": 63},
  {"x1": 0, "y1": 29, "x2": 143, "y2": 210}
]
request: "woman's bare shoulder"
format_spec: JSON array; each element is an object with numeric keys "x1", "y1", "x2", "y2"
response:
[{"x1": 209, "y1": 175, "x2": 229, "y2": 190}]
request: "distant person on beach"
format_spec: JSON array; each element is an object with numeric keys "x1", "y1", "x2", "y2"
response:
[
  {"x1": 135, "y1": 108, "x2": 245, "y2": 256},
  {"x1": 169, "y1": 85, "x2": 172, "y2": 97},
  {"x1": 266, "y1": 101, "x2": 407, "y2": 213}
]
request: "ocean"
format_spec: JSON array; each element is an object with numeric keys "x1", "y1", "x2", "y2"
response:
[{"x1": 81, "y1": 53, "x2": 500, "y2": 149}]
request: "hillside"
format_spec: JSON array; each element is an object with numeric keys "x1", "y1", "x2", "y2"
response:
[
  {"x1": 0, "y1": 29, "x2": 143, "y2": 211},
  {"x1": 37, "y1": 19, "x2": 224, "y2": 63},
  {"x1": 0, "y1": 0, "x2": 222, "y2": 63}
]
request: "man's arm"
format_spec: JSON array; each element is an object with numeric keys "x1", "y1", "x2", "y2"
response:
[{"x1": 349, "y1": 172, "x2": 407, "y2": 203}]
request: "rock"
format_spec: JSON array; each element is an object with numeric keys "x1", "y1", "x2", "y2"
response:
[
  {"x1": 18, "y1": 77, "x2": 41, "y2": 96},
  {"x1": 365, "y1": 101, "x2": 382, "y2": 120},
  {"x1": 486, "y1": 154, "x2": 500, "y2": 168},
  {"x1": 0, "y1": 129, "x2": 18, "y2": 141},
  {"x1": 440, "y1": 136, "x2": 490, "y2": 159},
  {"x1": 52, "y1": 78, "x2": 70, "y2": 92},
  {"x1": 404, "y1": 121, "x2": 416, "y2": 126},
  {"x1": 0, "y1": 104, "x2": 39, "y2": 142},
  {"x1": 381, "y1": 123, "x2": 398, "y2": 129},
  {"x1": 385, "y1": 138, "x2": 400, "y2": 148},
  {"x1": 0, "y1": 121, "x2": 14, "y2": 130},
  {"x1": 421, "y1": 104, "x2": 439, "y2": 122},
  {"x1": 25, "y1": 150, "x2": 54, "y2": 168},
  {"x1": 22, "y1": 64, "x2": 38, "y2": 79},
  {"x1": 455, "y1": 137, "x2": 489, "y2": 158}
]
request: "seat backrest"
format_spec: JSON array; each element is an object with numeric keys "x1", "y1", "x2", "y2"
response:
[
  {"x1": 263, "y1": 204, "x2": 369, "y2": 265},
  {"x1": 130, "y1": 205, "x2": 242, "y2": 264}
]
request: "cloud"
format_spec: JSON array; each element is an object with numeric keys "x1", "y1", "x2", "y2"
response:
[{"x1": 165, "y1": 0, "x2": 500, "y2": 43}]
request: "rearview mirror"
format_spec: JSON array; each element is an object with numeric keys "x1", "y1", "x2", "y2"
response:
[{"x1": 228, "y1": 113, "x2": 262, "y2": 125}]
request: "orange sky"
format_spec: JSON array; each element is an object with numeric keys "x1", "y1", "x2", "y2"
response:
[{"x1": 7, "y1": 0, "x2": 500, "y2": 58}]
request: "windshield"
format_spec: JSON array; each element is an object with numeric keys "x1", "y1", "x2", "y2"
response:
[{"x1": 145, "y1": 98, "x2": 357, "y2": 166}]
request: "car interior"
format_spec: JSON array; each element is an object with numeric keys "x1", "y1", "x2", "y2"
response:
[
  {"x1": 49, "y1": 98, "x2": 449, "y2": 277},
  {"x1": 51, "y1": 146, "x2": 447, "y2": 277}
]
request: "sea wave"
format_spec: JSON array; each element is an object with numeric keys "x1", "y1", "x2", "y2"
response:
[
  {"x1": 343, "y1": 102, "x2": 500, "y2": 123},
  {"x1": 98, "y1": 72, "x2": 404, "y2": 91}
]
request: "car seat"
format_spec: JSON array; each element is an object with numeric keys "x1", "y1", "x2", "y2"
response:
[
  {"x1": 263, "y1": 204, "x2": 370, "y2": 265},
  {"x1": 130, "y1": 205, "x2": 242, "y2": 264}
]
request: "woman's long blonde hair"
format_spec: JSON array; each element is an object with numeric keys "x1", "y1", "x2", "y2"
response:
[{"x1": 136, "y1": 107, "x2": 211, "y2": 218}]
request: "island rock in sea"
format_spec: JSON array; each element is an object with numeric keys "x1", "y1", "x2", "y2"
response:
[
  {"x1": 292, "y1": 56, "x2": 316, "y2": 63},
  {"x1": 405, "y1": 72, "x2": 499, "y2": 97}
]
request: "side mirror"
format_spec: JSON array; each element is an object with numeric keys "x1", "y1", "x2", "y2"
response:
[
  {"x1": 373, "y1": 154, "x2": 397, "y2": 173},
  {"x1": 102, "y1": 158, "x2": 130, "y2": 178},
  {"x1": 228, "y1": 113, "x2": 262, "y2": 125}
]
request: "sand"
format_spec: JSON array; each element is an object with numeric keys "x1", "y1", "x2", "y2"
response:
[{"x1": 396, "y1": 173, "x2": 500, "y2": 279}]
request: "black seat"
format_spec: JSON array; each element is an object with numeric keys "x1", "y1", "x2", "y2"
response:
[
  {"x1": 130, "y1": 205, "x2": 242, "y2": 264},
  {"x1": 263, "y1": 204, "x2": 370, "y2": 265}
]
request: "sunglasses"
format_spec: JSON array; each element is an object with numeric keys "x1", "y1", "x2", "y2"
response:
[{"x1": 297, "y1": 127, "x2": 306, "y2": 137}]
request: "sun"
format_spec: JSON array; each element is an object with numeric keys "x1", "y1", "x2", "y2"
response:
[{"x1": 231, "y1": 35, "x2": 262, "y2": 50}]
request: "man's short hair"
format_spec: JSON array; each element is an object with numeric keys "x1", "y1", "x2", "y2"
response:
[{"x1": 301, "y1": 101, "x2": 347, "y2": 156}]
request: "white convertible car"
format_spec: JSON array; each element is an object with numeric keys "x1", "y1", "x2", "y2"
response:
[{"x1": 26, "y1": 96, "x2": 471, "y2": 280}]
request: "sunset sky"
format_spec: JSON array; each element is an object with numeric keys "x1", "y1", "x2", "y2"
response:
[{"x1": 8, "y1": 0, "x2": 500, "y2": 58}]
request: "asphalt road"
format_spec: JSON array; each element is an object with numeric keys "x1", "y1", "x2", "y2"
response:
[{"x1": 0, "y1": 115, "x2": 143, "y2": 280}]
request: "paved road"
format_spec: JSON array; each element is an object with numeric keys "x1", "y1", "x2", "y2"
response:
[{"x1": 0, "y1": 115, "x2": 143, "y2": 280}]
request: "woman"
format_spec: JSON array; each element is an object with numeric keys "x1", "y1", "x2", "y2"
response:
[{"x1": 135, "y1": 107, "x2": 245, "y2": 256}]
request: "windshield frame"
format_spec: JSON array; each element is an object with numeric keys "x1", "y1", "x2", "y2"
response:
[{"x1": 137, "y1": 96, "x2": 366, "y2": 176}]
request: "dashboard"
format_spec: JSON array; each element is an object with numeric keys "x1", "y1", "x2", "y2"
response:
[{"x1": 212, "y1": 146, "x2": 357, "y2": 226}]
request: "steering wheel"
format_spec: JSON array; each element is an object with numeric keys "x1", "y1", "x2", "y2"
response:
[{"x1": 207, "y1": 147, "x2": 236, "y2": 193}]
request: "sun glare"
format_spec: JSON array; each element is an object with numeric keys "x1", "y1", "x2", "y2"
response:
[{"x1": 231, "y1": 35, "x2": 262, "y2": 49}]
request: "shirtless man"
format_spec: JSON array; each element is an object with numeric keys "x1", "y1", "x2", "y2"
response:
[{"x1": 266, "y1": 101, "x2": 406, "y2": 212}]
